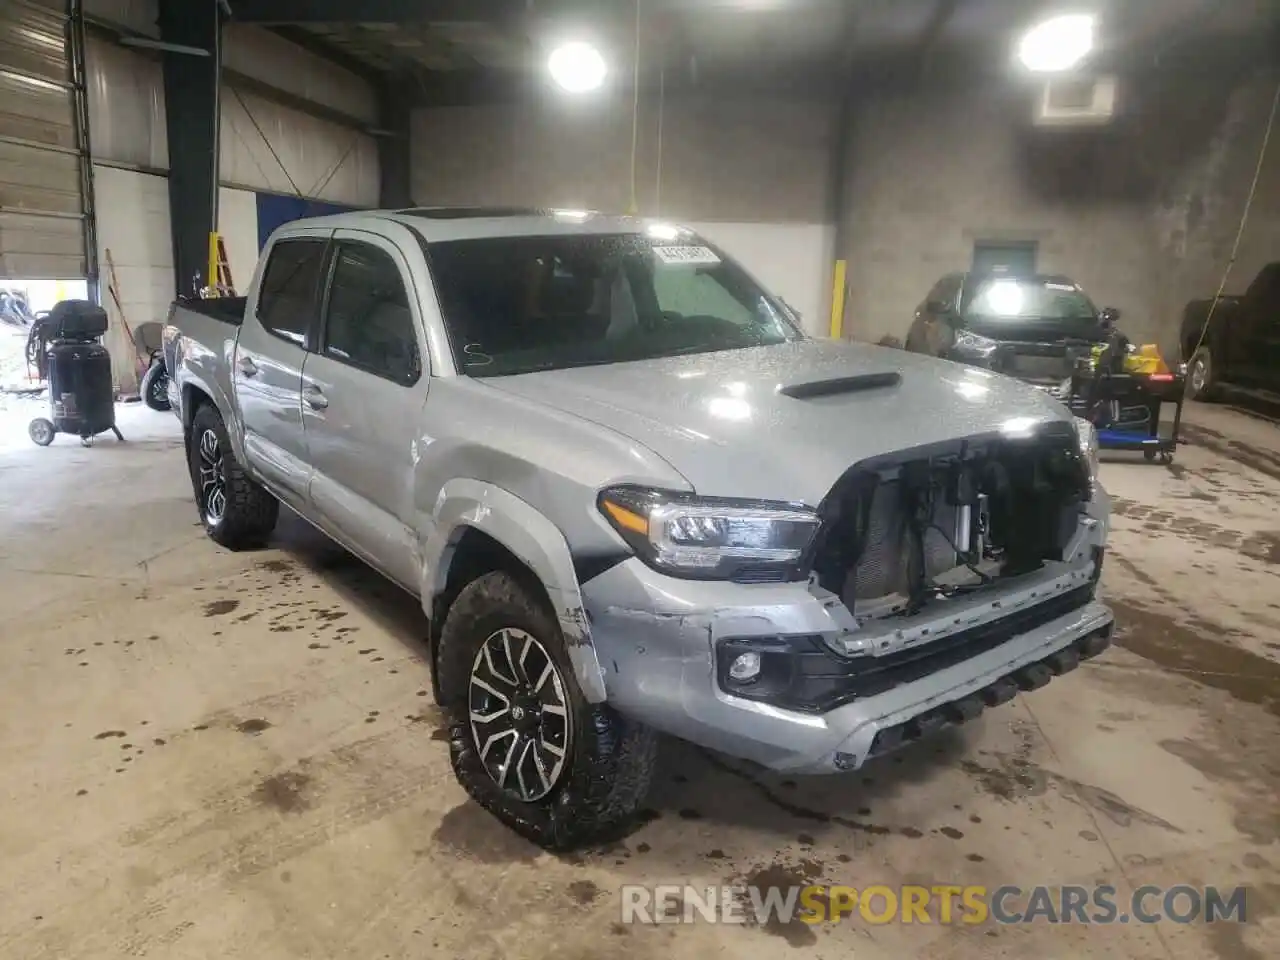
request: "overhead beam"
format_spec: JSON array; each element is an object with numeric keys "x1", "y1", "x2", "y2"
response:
[
  {"x1": 268, "y1": 25, "x2": 384, "y2": 87},
  {"x1": 228, "y1": 0, "x2": 741, "y2": 23},
  {"x1": 230, "y1": 0, "x2": 549, "y2": 23}
]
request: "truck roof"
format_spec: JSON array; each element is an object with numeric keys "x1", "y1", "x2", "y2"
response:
[{"x1": 275, "y1": 207, "x2": 661, "y2": 243}]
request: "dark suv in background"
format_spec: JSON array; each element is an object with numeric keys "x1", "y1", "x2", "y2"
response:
[{"x1": 906, "y1": 272, "x2": 1119, "y2": 390}]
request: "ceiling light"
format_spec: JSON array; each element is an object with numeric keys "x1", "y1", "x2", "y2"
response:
[
  {"x1": 1018, "y1": 14, "x2": 1095, "y2": 73},
  {"x1": 548, "y1": 41, "x2": 607, "y2": 93}
]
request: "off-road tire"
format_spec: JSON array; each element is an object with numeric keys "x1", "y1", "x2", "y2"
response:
[
  {"x1": 437, "y1": 571, "x2": 658, "y2": 851},
  {"x1": 188, "y1": 403, "x2": 278, "y2": 549},
  {"x1": 1187, "y1": 346, "x2": 1219, "y2": 402},
  {"x1": 141, "y1": 362, "x2": 171, "y2": 411}
]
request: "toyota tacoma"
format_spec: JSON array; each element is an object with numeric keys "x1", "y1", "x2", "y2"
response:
[{"x1": 164, "y1": 209, "x2": 1113, "y2": 849}]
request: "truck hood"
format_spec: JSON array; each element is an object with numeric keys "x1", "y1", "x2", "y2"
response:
[
  {"x1": 964, "y1": 315, "x2": 1108, "y2": 344},
  {"x1": 484, "y1": 340, "x2": 1073, "y2": 505}
]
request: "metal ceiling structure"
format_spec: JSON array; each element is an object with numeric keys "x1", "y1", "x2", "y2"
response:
[{"x1": 221, "y1": 0, "x2": 1269, "y2": 106}]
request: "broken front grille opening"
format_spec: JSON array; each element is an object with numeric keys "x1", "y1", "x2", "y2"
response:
[{"x1": 809, "y1": 427, "x2": 1091, "y2": 623}]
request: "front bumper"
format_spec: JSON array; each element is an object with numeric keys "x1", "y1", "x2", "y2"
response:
[{"x1": 581, "y1": 490, "x2": 1112, "y2": 773}]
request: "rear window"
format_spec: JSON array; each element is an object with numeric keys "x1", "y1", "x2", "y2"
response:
[
  {"x1": 425, "y1": 233, "x2": 799, "y2": 377},
  {"x1": 257, "y1": 239, "x2": 327, "y2": 346}
]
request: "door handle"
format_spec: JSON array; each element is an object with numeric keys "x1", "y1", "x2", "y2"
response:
[
  {"x1": 238, "y1": 355, "x2": 259, "y2": 377},
  {"x1": 304, "y1": 385, "x2": 328, "y2": 410}
]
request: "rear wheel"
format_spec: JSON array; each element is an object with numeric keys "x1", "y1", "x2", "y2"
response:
[
  {"x1": 437, "y1": 571, "x2": 657, "y2": 851},
  {"x1": 188, "y1": 403, "x2": 278, "y2": 549},
  {"x1": 1187, "y1": 346, "x2": 1218, "y2": 402}
]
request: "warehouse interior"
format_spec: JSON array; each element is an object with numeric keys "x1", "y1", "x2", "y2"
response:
[{"x1": 1, "y1": 0, "x2": 1279, "y2": 957}]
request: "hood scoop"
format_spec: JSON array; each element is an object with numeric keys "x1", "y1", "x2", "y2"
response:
[{"x1": 778, "y1": 371, "x2": 902, "y2": 400}]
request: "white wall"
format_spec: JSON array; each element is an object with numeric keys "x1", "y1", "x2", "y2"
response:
[
  {"x1": 93, "y1": 165, "x2": 172, "y2": 391},
  {"x1": 411, "y1": 96, "x2": 837, "y2": 337},
  {"x1": 217, "y1": 185, "x2": 260, "y2": 294}
]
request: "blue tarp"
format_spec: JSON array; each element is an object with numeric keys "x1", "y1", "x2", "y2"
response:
[{"x1": 255, "y1": 193, "x2": 359, "y2": 251}]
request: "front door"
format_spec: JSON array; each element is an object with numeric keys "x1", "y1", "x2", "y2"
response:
[
  {"x1": 302, "y1": 228, "x2": 430, "y2": 592},
  {"x1": 234, "y1": 231, "x2": 330, "y2": 510}
]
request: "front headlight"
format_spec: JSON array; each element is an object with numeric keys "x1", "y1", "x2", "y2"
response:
[
  {"x1": 953, "y1": 329, "x2": 1001, "y2": 357},
  {"x1": 1074, "y1": 417, "x2": 1099, "y2": 485},
  {"x1": 597, "y1": 486, "x2": 819, "y2": 581}
]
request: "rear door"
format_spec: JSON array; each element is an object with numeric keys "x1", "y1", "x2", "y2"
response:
[
  {"x1": 234, "y1": 231, "x2": 330, "y2": 510},
  {"x1": 302, "y1": 228, "x2": 429, "y2": 592},
  {"x1": 1248, "y1": 265, "x2": 1280, "y2": 390}
]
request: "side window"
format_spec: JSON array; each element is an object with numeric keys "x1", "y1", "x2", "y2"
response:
[
  {"x1": 1252, "y1": 264, "x2": 1280, "y2": 318},
  {"x1": 322, "y1": 242, "x2": 421, "y2": 385},
  {"x1": 926, "y1": 276, "x2": 959, "y2": 311},
  {"x1": 652, "y1": 266, "x2": 757, "y2": 326},
  {"x1": 257, "y1": 239, "x2": 327, "y2": 347}
]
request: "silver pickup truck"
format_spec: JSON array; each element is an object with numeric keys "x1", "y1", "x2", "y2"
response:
[{"x1": 165, "y1": 208, "x2": 1113, "y2": 849}]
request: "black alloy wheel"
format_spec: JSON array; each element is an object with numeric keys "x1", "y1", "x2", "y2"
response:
[
  {"x1": 468, "y1": 627, "x2": 573, "y2": 802},
  {"x1": 197, "y1": 426, "x2": 227, "y2": 526}
]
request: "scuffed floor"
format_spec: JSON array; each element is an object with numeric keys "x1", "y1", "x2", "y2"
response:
[{"x1": 0, "y1": 403, "x2": 1276, "y2": 959}]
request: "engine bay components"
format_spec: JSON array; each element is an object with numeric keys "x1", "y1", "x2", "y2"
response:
[{"x1": 810, "y1": 424, "x2": 1091, "y2": 621}]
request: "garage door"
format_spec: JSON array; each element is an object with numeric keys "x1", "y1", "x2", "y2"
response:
[{"x1": 0, "y1": 0, "x2": 87, "y2": 280}]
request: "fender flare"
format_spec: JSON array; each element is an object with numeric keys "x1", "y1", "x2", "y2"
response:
[
  {"x1": 178, "y1": 370, "x2": 247, "y2": 465},
  {"x1": 422, "y1": 479, "x2": 607, "y2": 703}
]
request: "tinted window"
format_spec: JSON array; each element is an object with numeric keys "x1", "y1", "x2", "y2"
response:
[
  {"x1": 322, "y1": 242, "x2": 420, "y2": 384},
  {"x1": 257, "y1": 239, "x2": 326, "y2": 346},
  {"x1": 427, "y1": 233, "x2": 799, "y2": 378}
]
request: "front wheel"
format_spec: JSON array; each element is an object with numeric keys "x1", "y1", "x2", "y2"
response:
[
  {"x1": 1186, "y1": 346, "x2": 1218, "y2": 402},
  {"x1": 437, "y1": 571, "x2": 658, "y2": 851},
  {"x1": 187, "y1": 403, "x2": 278, "y2": 549},
  {"x1": 141, "y1": 362, "x2": 170, "y2": 411}
]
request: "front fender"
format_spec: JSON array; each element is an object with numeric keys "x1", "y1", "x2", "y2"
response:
[{"x1": 422, "y1": 479, "x2": 607, "y2": 703}]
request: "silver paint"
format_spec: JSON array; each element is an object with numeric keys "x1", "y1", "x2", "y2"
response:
[{"x1": 168, "y1": 209, "x2": 1114, "y2": 764}]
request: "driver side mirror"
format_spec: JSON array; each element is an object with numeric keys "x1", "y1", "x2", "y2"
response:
[
  {"x1": 924, "y1": 298, "x2": 951, "y2": 317},
  {"x1": 1100, "y1": 306, "x2": 1121, "y2": 327}
]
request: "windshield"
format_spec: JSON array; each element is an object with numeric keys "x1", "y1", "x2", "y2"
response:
[
  {"x1": 425, "y1": 233, "x2": 801, "y2": 377},
  {"x1": 962, "y1": 277, "x2": 1097, "y2": 321}
]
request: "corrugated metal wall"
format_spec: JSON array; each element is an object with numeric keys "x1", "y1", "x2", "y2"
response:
[
  {"x1": 221, "y1": 23, "x2": 377, "y2": 126},
  {"x1": 85, "y1": 34, "x2": 379, "y2": 207},
  {"x1": 82, "y1": 18, "x2": 379, "y2": 390},
  {"x1": 84, "y1": 35, "x2": 165, "y2": 170},
  {"x1": 0, "y1": 0, "x2": 86, "y2": 280},
  {"x1": 220, "y1": 88, "x2": 379, "y2": 207}
]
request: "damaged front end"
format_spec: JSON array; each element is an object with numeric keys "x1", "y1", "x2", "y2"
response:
[{"x1": 715, "y1": 419, "x2": 1106, "y2": 714}]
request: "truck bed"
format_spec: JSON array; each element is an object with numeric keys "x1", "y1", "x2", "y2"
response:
[{"x1": 164, "y1": 297, "x2": 247, "y2": 426}]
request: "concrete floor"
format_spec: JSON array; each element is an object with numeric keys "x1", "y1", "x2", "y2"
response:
[{"x1": 0, "y1": 401, "x2": 1276, "y2": 960}]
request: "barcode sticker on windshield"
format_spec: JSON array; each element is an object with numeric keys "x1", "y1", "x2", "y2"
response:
[{"x1": 653, "y1": 245, "x2": 721, "y2": 265}]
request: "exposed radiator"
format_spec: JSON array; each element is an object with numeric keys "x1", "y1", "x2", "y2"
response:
[{"x1": 844, "y1": 480, "x2": 963, "y2": 603}]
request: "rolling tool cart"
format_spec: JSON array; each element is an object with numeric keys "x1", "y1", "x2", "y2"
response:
[
  {"x1": 1063, "y1": 330, "x2": 1185, "y2": 465},
  {"x1": 27, "y1": 300, "x2": 125, "y2": 448}
]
